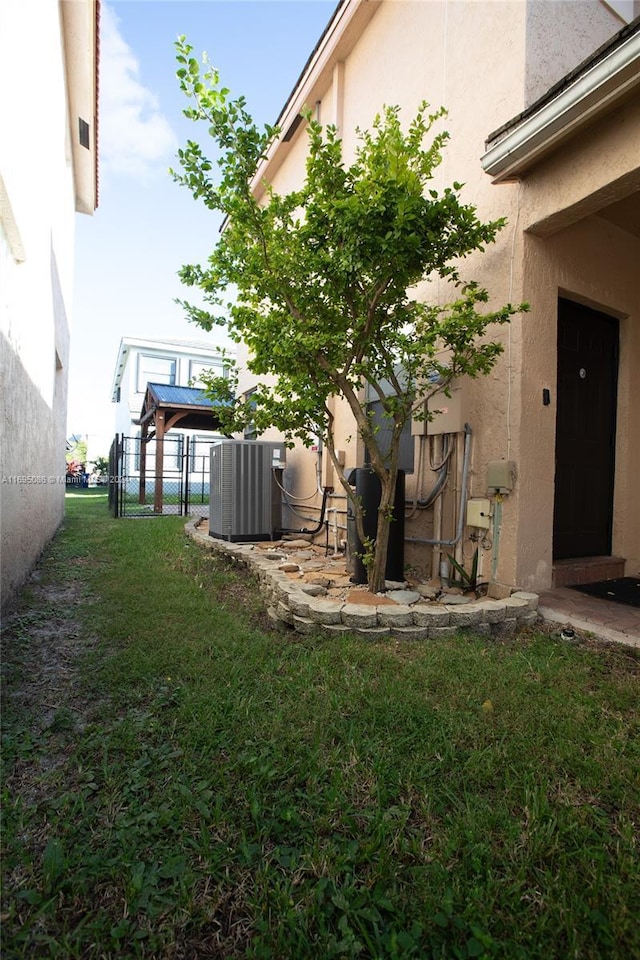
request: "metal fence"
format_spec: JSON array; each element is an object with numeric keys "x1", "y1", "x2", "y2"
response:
[{"x1": 108, "y1": 434, "x2": 214, "y2": 518}]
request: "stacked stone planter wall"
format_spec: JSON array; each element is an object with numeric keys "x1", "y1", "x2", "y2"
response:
[{"x1": 185, "y1": 519, "x2": 539, "y2": 639}]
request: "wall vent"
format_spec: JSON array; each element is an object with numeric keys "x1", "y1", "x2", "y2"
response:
[{"x1": 78, "y1": 118, "x2": 90, "y2": 149}]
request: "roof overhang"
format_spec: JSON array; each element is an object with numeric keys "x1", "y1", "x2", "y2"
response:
[
  {"x1": 111, "y1": 339, "x2": 131, "y2": 401},
  {"x1": 250, "y1": 0, "x2": 381, "y2": 203},
  {"x1": 481, "y1": 19, "x2": 640, "y2": 182},
  {"x1": 60, "y1": 0, "x2": 100, "y2": 213}
]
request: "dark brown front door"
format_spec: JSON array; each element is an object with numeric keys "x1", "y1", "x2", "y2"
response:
[{"x1": 553, "y1": 298, "x2": 618, "y2": 560}]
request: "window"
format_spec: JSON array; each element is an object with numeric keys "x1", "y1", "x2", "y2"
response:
[
  {"x1": 137, "y1": 354, "x2": 176, "y2": 393},
  {"x1": 174, "y1": 433, "x2": 184, "y2": 470},
  {"x1": 189, "y1": 436, "x2": 211, "y2": 474},
  {"x1": 133, "y1": 433, "x2": 141, "y2": 472},
  {"x1": 188, "y1": 360, "x2": 214, "y2": 386},
  {"x1": 133, "y1": 433, "x2": 155, "y2": 473},
  {"x1": 189, "y1": 359, "x2": 228, "y2": 387}
]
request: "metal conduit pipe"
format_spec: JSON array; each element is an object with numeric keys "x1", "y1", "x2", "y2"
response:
[
  {"x1": 416, "y1": 455, "x2": 450, "y2": 510},
  {"x1": 278, "y1": 486, "x2": 330, "y2": 537},
  {"x1": 327, "y1": 507, "x2": 348, "y2": 555},
  {"x1": 405, "y1": 432, "x2": 426, "y2": 520},
  {"x1": 404, "y1": 423, "x2": 472, "y2": 547}
]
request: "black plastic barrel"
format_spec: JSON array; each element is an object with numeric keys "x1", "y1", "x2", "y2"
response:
[{"x1": 347, "y1": 468, "x2": 405, "y2": 585}]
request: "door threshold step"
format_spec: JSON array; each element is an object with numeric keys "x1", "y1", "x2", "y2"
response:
[{"x1": 552, "y1": 556, "x2": 625, "y2": 588}]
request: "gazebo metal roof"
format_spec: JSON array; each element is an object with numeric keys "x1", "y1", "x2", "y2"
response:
[
  {"x1": 136, "y1": 382, "x2": 231, "y2": 434},
  {"x1": 135, "y1": 382, "x2": 232, "y2": 512}
]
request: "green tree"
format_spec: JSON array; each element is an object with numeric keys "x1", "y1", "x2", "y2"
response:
[
  {"x1": 172, "y1": 39, "x2": 527, "y2": 593},
  {"x1": 66, "y1": 437, "x2": 87, "y2": 468},
  {"x1": 91, "y1": 456, "x2": 109, "y2": 476}
]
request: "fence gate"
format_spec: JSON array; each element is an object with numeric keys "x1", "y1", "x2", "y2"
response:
[
  {"x1": 185, "y1": 436, "x2": 213, "y2": 517},
  {"x1": 109, "y1": 434, "x2": 210, "y2": 518}
]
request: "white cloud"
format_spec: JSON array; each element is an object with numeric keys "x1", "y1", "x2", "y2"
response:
[{"x1": 99, "y1": 3, "x2": 177, "y2": 181}]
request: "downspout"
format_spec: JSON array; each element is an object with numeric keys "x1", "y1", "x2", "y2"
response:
[
  {"x1": 430, "y1": 435, "x2": 445, "y2": 579},
  {"x1": 432, "y1": 491, "x2": 443, "y2": 582},
  {"x1": 453, "y1": 432, "x2": 465, "y2": 573},
  {"x1": 491, "y1": 494, "x2": 503, "y2": 581}
]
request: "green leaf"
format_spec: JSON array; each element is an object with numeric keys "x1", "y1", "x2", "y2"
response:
[
  {"x1": 157, "y1": 855, "x2": 187, "y2": 879},
  {"x1": 42, "y1": 838, "x2": 66, "y2": 891},
  {"x1": 16, "y1": 888, "x2": 43, "y2": 906},
  {"x1": 467, "y1": 937, "x2": 486, "y2": 957}
]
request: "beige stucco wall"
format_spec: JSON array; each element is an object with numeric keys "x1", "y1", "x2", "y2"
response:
[
  {"x1": 497, "y1": 84, "x2": 640, "y2": 591},
  {"x1": 525, "y1": 0, "x2": 625, "y2": 106},
  {"x1": 613, "y1": 269, "x2": 640, "y2": 577},
  {"x1": 521, "y1": 96, "x2": 640, "y2": 238},
  {"x1": 239, "y1": 0, "x2": 638, "y2": 589},
  {"x1": 60, "y1": 0, "x2": 98, "y2": 215},
  {"x1": 239, "y1": 0, "x2": 530, "y2": 573}
]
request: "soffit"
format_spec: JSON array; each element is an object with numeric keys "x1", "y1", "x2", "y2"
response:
[{"x1": 597, "y1": 190, "x2": 640, "y2": 237}]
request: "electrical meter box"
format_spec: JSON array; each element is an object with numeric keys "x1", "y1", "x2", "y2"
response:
[
  {"x1": 412, "y1": 383, "x2": 466, "y2": 436},
  {"x1": 487, "y1": 460, "x2": 516, "y2": 494},
  {"x1": 467, "y1": 498, "x2": 491, "y2": 529}
]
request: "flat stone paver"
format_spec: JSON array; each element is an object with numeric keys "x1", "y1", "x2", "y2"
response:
[
  {"x1": 345, "y1": 589, "x2": 397, "y2": 606},
  {"x1": 386, "y1": 589, "x2": 421, "y2": 605}
]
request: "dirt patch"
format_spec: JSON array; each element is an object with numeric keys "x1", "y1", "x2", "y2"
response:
[
  {"x1": 2, "y1": 577, "x2": 94, "y2": 723},
  {"x1": 0, "y1": 564, "x2": 103, "y2": 819}
]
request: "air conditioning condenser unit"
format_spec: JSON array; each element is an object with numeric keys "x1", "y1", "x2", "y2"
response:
[{"x1": 209, "y1": 440, "x2": 285, "y2": 542}]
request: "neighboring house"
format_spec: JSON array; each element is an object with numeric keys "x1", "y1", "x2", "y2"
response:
[
  {"x1": 235, "y1": 0, "x2": 639, "y2": 593},
  {"x1": 110, "y1": 336, "x2": 230, "y2": 491},
  {"x1": 0, "y1": 0, "x2": 99, "y2": 609},
  {"x1": 111, "y1": 336, "x2": 229, "y2": 434}
]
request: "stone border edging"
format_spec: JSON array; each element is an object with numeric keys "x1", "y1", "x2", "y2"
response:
[{"x1": 185, "y1": 519, "x2": 539, "y2": 639}]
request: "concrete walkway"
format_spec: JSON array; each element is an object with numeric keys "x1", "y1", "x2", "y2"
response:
[{"x1": 538, "y1": 586, "x2": 640, "y2": 649}]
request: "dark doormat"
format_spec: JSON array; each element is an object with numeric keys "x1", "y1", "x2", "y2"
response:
[{"x1": 571, "y1": 577, "x2": 640, "y2": 608}]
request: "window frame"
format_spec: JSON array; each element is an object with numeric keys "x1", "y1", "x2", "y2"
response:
[{"x1": 136, "y1": 353, "x2": 177, "y2": 393}]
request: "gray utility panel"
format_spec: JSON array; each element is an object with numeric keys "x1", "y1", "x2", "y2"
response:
[{"x1": 209, "y1": 440, "x2": 285, "y2": 542}]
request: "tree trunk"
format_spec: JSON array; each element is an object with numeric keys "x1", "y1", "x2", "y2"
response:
[
  {"x1": 367, "y1": 471, "x2": 396, "y2": 594},
  {"x1": 328, "y1": 370, "x2": 404, "y2": 594}
]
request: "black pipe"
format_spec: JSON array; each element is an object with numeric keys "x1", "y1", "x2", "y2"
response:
[
  {"x1": 416, "y1": 433, "x2": 450, "y2": 509},
  {"x1": 277, "y1": 486, "x2": 330, "y2": 537}
]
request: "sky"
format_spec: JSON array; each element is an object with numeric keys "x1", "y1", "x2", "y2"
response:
[{"x1": 68, "y1": 0, "x2": 337, "y2": 453}]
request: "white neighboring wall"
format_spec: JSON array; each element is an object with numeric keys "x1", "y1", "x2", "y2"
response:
[{"x1": 0, "y1": 0, "x2": 97, "y2": 609}]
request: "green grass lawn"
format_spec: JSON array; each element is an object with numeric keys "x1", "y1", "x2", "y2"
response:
[{"x1": 1, "y1": 491, "x2": 638, "y2": 959}]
